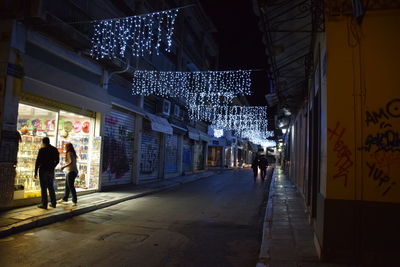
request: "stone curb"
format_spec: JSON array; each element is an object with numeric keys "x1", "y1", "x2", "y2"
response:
[
  {"x1": 257, "y1": 168, "x2": 277, "y2": 267},
  {"x1": 0, "y1": 170, "x2": 223, "y2": 239}
]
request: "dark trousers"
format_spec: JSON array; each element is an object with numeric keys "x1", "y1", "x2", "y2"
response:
[
  {"x1": 252, "y1": 167, "x2": 258, "y2": 178},
  {"x1": 260, "y1": 167, "x2": 267, "y2": 179},
  {"x1": 39, "y1": 169, "x2": 56, "y2": 207},
  {"x1": 63, "y1": 171, "x2": 77, "y2": 203}
]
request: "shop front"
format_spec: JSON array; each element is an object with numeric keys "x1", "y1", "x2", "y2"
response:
[
  {"x1": 207, "y1": 137, "x2": 226, "y2": 168},
  {"x1": 208, "y1": 145, "x2": 223, "y2": 167},
  {"x1": 139, "y1": 128, "x2": 161, "y2": 182},
  {"x1": 138, "y1": 112, "x2": 172, "y2": 182},
  {"x1": 15, "y1": 102, "x2": 101, "y2": 199},
  {"x1": 164, "y1": 134, "x2": 179, "y2": 174},
  {"x1": 237, "y1": 139, "x2": 244, "y2": 167},
  {"x1": 225, "y1": 147, "x2": 233, "y2": 168},
  {"x1": 101, "y1": 107, "x2": 135, "y2": 188},
  {"x1": 187, "y1": 126, "x2": 207, "y2": 171},
  {"x1": 182, "y1": 137, "x2": 193, "y2": 173},
  {"x1": 193, "y1": 141, "x2": 205, "y2": 171}
]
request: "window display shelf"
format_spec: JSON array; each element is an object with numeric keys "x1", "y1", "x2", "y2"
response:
[{"x1": 16, "y1": 103, "x2": 100, "y2": 198}]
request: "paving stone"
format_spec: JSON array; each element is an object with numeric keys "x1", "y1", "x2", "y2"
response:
[
  {"x1": 272, "y1": 221, "x2": 291, "y2": 226},
  {"x1": 296, "y1": 245, "x2": 319, "y2": 261},
  {"x1": 269, "y1": 238, "x2": 296, "y2": 247},
  {"x1": 269, "y1": 260, "x2": 297, "y2": 267},
  {"x1": 0, "y1": 218, "x2": 18, "y2": 227},
  {"x1": 269, "y1": 245, "x2": 297, "y2": 261},
  {"x1": 271, "y1": 232, "x2": 295, "y2": 240},
  {"x1": 260, "y1": 168, "x2": 326, "y2": 266}
]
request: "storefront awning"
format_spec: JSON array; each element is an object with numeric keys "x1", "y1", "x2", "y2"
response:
[
  {"x1": 145, "y1": 112, "x2": 173, "y2": 135},
  {"x1": 187, "y1": 126, "x2": 200, "y2": 140},
  {"x1": 198, "y1": 131, "x2": 211, "y2": 142},
  {"x1": 171, "y1": 124, "x2": 187, "y2": 135}
]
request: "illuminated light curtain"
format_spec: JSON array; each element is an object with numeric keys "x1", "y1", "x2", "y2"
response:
[
  {"x1": 132, "y1": 70, "x2": 252, "y2": 106},
  {"x1": 190, "y1": 105, "x2": 267, "y2": 122},
  {"x1": 204, "y1": 106, "x2": 273, "y2": 145},
  {"x1": 90, "y1": 9, "x2": 179, "y2": 59}
]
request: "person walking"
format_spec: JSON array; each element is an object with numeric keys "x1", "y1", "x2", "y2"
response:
[
  {"x1": 251, "y1": 156, "x2": 259, "y2": 179},
  {"x1": 59, "y1": 143, "x2": 78, "y2": 206},
  {"x1": 259, "y1": 155, "x2": 268, "y2": 179},
  {"x1": 35, "y1": 137, "x2": 59, "y2": 209}
]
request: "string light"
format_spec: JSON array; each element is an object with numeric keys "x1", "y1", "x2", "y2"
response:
[
  {"x1": 240, "y1": 129, "x2": 274, "y2": 144},
  {"x1": 190, "y1": 105, "x2": 267, "y2": 122},
  {"x1": 90, "y1": 9, "x2": 179, "y2": 59},
  {"x1": 213, "y1": 129, "x2": 224, "y2": 138},
  {"x1": 132, "y1": 70, "x2": 252, "y2": 106},
  {"x1": 203, "y1": 106, "x2": 274, "y2": 146}
]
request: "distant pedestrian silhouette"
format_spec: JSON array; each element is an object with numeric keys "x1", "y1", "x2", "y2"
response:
[
  {"x1": 251, "y1": 156, "x2": 259, "y2": 179},
  {"x1": 259, "y1": 155, "x2": 268, "y2": 179}
]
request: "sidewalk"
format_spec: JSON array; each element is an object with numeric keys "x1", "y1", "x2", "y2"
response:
[
  {"x1": 257, "y1": 167, "x2": 348, "y2": 267},
  {"x1": 0, "y1": 170, "x2": 222, "y2": 238}
]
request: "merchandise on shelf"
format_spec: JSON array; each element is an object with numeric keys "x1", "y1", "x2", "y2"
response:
[{"x1": 15, "y1": 103, "x2": 101, "y2": 198}]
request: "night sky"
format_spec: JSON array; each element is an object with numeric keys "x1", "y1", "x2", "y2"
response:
[{"x1": 200, "y1": 0, "x2": 268, "y2": 106}]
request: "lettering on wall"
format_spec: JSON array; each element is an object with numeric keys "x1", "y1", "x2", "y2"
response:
[
  {"x1": 366, "y1": 162, "x2": 396, "y2": 196},
  {"x1": 362, "y1": 99, "x2": 400, "y2": 153},
  {"x1": 360, "y1": 130, "x2": 399, "y2": 153},
  {"x1": 362, "y1": 99, "x2": 399, "y2": 197},
  {"x1": 365, "y1": 99, "x2": 400, "y2": 126},
  {"x1": 328, "y1": 121, "x2": 354, "y2": 186}
]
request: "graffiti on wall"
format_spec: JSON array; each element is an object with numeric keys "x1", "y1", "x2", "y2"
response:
[
  {"x1": 102, "y1": 115, "x2": 131, "y2": 179},
  {"x1": 361, "y1": 99, "x2": 400, "y2": 153},
  {"x1": 361, "y1": 99, "x2": 399, "y2": 196},
  {"x1": 328, "y1": 121, "x2": 354, "y2": 186},
  {"x1": 165, "y1": 135, "x2": 178, "y2": 173},
  {"x1": 366, "y1": 161, "x2": 396, "y2": 196},
  {"x1": 139, "y1": 132, "x2": 159, "y2": 175}
]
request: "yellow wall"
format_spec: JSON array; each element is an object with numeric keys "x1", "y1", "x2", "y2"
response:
[{"x1": 325, "y1": 10, "x2": 400, "y2": 203}]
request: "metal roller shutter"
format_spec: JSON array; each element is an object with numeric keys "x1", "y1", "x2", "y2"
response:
[
  {"x1": 165, "y1": 134, "x2": 178, "y2": 173},
  {"x1": 102, "y1": 109, "x2": 135, "y2": 186},
  {"x1": 139, "y1": 130, "x2": 160, "y2": 181},
  {"x1": 183, "y1": 137, "x2": 193, "y2": 172},
  {"x1": 194, "y1": 141, "x2": 205, "y2": 170}
]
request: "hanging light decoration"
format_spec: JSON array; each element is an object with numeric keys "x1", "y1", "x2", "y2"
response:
[
  {"x1": 90, "y1": 9, "x2": 179, "y2": 59},
  {"x1": 132, "y1": 70, "x2": 252, "y2": 106},
  {"x1": 203, "y1": 105, "x2": 273, "y2": 146},
  {"x1": 190, "y1": 105, "x2": 267, "y2": 122}
]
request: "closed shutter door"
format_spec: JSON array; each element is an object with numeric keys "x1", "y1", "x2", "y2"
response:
[
  {"x1": 183, "y1": 138, "x2": 192, "y2": 172},
  {"x1": 102, "y1": 109, "x2": 135, "y2": 186},
  {"x1": 165, "y1": 134, "x2": 178, "y2": 173},
  {"x1": 194, "y1": 141, "x2": 204, "y2": 170},
  {"x1": 139, "y1": 130, "x2": 160, "y2": 181}
]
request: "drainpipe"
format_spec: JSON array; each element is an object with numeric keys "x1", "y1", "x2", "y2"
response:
[{"x1": 101, "y1": 58, "x2": 131, "y2": 89}]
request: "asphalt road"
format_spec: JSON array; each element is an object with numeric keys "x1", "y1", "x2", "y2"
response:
[{"x1": 0, "y1": 168, "x2": 270, "y2": 267}]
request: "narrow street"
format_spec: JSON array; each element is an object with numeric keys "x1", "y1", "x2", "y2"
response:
[{"x1": 0, "y1": 169, "x2": 270, "y2": 267}]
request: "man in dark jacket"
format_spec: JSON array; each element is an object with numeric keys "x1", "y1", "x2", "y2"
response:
[
  {"x1": 251, "y1": 156, "x2": 259, "y2": 179},
  {"x1": 35, "y1": 137, "x2": 59, "y2": 209},
  {"x1": 259, "y1": 155, "x2": 268, "y2": 179}
]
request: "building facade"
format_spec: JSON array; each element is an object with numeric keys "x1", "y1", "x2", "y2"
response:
[
  {"x1": 254, "y1": 0, "x2": 400, "y2": 265},
  {"x1": 0, "y1": 0, "x2": 221, "y2": 209}
]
